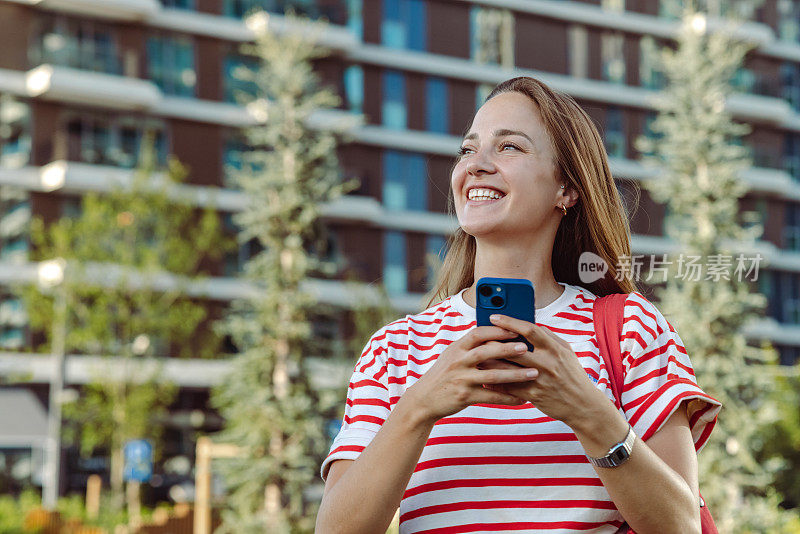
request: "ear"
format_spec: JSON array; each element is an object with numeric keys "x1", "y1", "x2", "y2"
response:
[{"x1": 559, "y1": 184, "x2": 579, "y2": 209}]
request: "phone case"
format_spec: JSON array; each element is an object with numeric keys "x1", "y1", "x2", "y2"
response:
[{"x1": 475, "y1": 277, "x2": 536, "y2": 352}]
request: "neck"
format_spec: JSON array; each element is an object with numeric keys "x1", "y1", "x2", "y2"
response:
[{"x1": 462, "y1": 236, "x2": 564, "y2": 310}]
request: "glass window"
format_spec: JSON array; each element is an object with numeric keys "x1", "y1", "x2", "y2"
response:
[
  {"x1": 470, "y1": 6, "x2": 514, "y2": 67},
  {"x1": 162, "y1": 0, "x2": 194, "y2": 9},
  {"x1": 657, "y1": 0, "x2": 681, "y2": 20},
  {"x1": 221, "y1": 213, "x2": 260, "y2": 276},
  {"x1": 601, "y1": 0, "x2": 624, "y2": 12},
  {"x1": 147, "y1": 34, "x2": 196, "y2": 97},
  {"x1": 382, "y1": 150, "x2": 426, "y2": 211},
  {"x1": 639, "y1": 111, "x2": 661, "y2": 158},
  {"x1": 785, "y1": 203, "x2": 800, "y2": 252},
  {"x1": 784, "y1": 134, "x2": 800, "y2": 182},
  {"x1": 383, "y1": 231, "x2": 407, "y2": 294},
  {"x1": 222, "y1": 132, "x2": 265, "y2": 189},
  {"x1": 425, "y1": 234, "x2": 447, "y2": 290},
  {"x1": 781, "y1": 272, "x2": 800, "y2": 324},
  {"x1": 344, "y1": 64, "x2": 364, "y2": 114},
  {"x1": 781, "y1": 63, "x2": 800, "y2": 112},
  {"x1": 601, "y1": 32, "x2": 625, "y2": 84},
  {"x1": 381, "y1": 0, "x2": 426, "y2": 51},
  {"x1": 425, "y1": 77, "x2": 448, "y2": 134},
  {"x1": 64, "y1": 113, "x2": 167, "y2": 168},
  {"x1": 604, "y1": 107, "x2": 625, "y2": 158},
  {"x1": 32, "y1": 15, "x2": 121, "y2": 74},
  {"x1": 0, "y1": 95, "x2": 31, "y2": 169},
  {"x1": 568, "y1": 25, "x2": 588, "y2": 79},
  {"x1": 223, "y1": 135, "x2": 249, "y2": 189},
  {"x1": 731, "y1": 67, "x2": 756, "y2": 94},
  {"x1": 224, "y1": 54, "x2": 259, "y2": 104},
  {"x1": 639, "y1": 36, "x2": 665, "y2": 90},
  {"x1": 778, "y1": 0, "x2": 800, "y2": 43},
  {"x1": 0, "y1": 195, "x2": 29, "y2": 265},
  {"x1": 475, "y1": 83, "x2": 492, "y2": 112},
  {"x1": 382, "y1": 70, "x2": 406, "y2": 130},
  {"x1": 347, "y1": 0, "x2": 363, "y2": 40},
  {"x1": 0, "y1": 236, "x2": 28, "y2": 262},
  {"x1": 0, "y1": 327, "x2": 24, "y2": 349},
  {"x1": 223, "y1": 0, "x2": 320, "y2": 18},
  {"x1": 777, "y1": 345, "x2": 800, "y2": 366}
]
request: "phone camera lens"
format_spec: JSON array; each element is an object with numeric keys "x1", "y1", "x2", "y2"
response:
[
  {"x1": 491, "y1": 296, "x2": 504, "y2": 307},
  {"x1": 479, "y1": 285, "x2": 492, "y2": 297}
]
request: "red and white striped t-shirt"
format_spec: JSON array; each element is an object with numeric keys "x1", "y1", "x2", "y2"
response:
[{"x1": 321, "y1": 282, "x2": 722, "y2": 533}]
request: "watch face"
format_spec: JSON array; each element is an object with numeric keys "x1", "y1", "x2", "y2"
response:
[{"x1": 609, "y1": 445, "x2": 629, "y2": 465}]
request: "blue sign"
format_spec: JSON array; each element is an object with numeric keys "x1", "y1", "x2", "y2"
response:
[
  {"x1": 123, "y1": 439, "x2": 153, "y2": 483},
  {"x1": 326, "y1": 419, "x2": 342, "y2": 440}
]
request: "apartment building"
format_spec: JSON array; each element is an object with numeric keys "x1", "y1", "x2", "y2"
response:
[{"x1": 0, "y1": 0, "x2": 798, "y2": 498}]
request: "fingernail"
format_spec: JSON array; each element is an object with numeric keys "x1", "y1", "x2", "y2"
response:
[
  {"x1": 490, "y1": 314, "x2": 500, "y2": 321},
  {"x1": 514, "y1": 343, "x2": 527, "y2": 352},
  {"x1": 526, "y1": 370, "x2": 538, "y2": 378}
]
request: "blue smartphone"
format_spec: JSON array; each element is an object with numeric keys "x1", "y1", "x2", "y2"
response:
[{"x1": 475, "y1": 277, "x2": 536, "y2": 353}]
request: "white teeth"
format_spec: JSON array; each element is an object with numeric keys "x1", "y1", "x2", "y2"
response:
[{"x1": 468, "y1": 187, "x2": 504, "y2": 201}]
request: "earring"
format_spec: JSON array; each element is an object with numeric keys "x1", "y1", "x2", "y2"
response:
[
  {"x1": 560, "y1": 184, "x2": 565, "y2": 189},
  {"x1": 561, "y1": 205, "x2": 567, "y2": 216}
]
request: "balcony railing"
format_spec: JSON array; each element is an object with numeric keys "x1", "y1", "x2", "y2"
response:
[{"x1": 31, "y1": 35, "x2": 123, "y2": 75}]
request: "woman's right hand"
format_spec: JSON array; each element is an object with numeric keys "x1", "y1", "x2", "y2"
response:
[{"x1": 404, "y1": 326, "x2": 539, "y2": 424}]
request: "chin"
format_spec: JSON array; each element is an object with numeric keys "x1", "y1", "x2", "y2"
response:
[{"x1": 458, "y1": 222, "x2": 504, "y2": 238}]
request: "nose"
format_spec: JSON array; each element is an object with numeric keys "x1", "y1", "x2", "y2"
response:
[{"x1": 465, "y1": 150, "x2": 496, "y2": 176}]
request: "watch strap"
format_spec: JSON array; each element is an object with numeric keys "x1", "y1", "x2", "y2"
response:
[{"x1": 586, "y1": 424, "x2": 636, "y2": 468}]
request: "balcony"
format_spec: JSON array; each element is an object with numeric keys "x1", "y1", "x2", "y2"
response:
[{"x1": 30, "y1": 32, "x2": 123, "y2": 75}]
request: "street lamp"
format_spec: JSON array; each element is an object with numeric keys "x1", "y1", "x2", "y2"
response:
[{"x1": 38, "y1": 258, "x2": 67, "y2": 510}]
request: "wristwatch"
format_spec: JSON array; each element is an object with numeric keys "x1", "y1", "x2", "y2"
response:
[{"x1": 586, "y1": 425, "x2": 636, "y2": 468}]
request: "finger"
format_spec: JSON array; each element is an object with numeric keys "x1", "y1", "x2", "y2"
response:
[
  {"x1": 500, "y1": 350, "x2": 543, "y2": 370},
  {"x1": 478, "y1": 358, "x2": 524, "y2": 371},
  {"x1": 474, "y1": 387, "x2": 527, "y2": 406},
  {"x1": 472, "y1": 367, "x2": 538, "y2": 385},
  {"x1": 488, "y1": 315, "x2": 555, "y2": 350},
  {"x1": 468, "y1": 340, "x2": 529, "y2": 366},
  {"x1": 460, "y1": 326, "x2": 518, "y2": 350}
]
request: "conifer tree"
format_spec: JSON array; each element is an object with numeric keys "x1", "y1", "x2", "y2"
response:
[
  {"x1": 209, "y1": 11, "x2": 355, "y2": 532},
  {"x1": 635, "y1": 1, "x2": 800, "y2": 529}
]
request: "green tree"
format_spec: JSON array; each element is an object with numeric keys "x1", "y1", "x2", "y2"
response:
[
  {"x1": 210, "y1": 11, "x2": 356, "y2": 532},
  {"x1": 19, "y1": 139, "x2": 229, "y2": 512},
  {"x1": 635, "y1": 1, "x2": 800, "y2": 530}
]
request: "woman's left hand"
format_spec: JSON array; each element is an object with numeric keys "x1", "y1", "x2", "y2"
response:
[{"x1": 483, "y1": 314, "x2": 609, "y2": 427}]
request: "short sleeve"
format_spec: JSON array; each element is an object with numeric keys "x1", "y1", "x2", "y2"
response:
[
  {"x1": 618, "y1": 292, "x2": 722, "y2": 453},
  {"x1": 320, "y1": 325, "x2": 392, "y2": 482}
]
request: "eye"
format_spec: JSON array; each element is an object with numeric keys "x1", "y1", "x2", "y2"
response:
[
  {"x1": 500, "y1": 142, "x2": 521, "y2": 151},
  {"x1": 457, "y1": 146, "x2": 473, "y2": 157}
]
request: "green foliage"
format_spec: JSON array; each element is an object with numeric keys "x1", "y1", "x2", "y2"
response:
[
  {"x1": 0, "y1": 489, "x2": 179, "y2": 533},
  {"x1": 62, "y1": 378, "x2": 177, "y2": 459},
  {"x1": 755, "y1": 366, "x2": 800, "y2": 510},
  {"x1": 16, "y1": 138, "x2": 233, "y2": 511},
  {"x1": 210, "y1": 10, "x2": 357, "y2": 533},
  {"x1": 0, "y1": 489, "x2": 41, "y2": 533},
  {"x1": 634, "y1": 2, "x2": 800, "y2": 530}
]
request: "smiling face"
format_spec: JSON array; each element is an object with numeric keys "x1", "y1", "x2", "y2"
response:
[{"x1": 452, "y1": 91, "x2": 569, "y2": 241}]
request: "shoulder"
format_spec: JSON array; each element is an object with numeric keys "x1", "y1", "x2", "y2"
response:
[
  {"x1": 621, "y1": 292, "x2": 676, "y2": 337},
  {"x1": 618, "y1": 292, "x2": 687, "y2": 367}
]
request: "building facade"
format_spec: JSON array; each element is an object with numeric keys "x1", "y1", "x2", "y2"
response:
[{"x1": 0, "y1": 0, "x2": 799, "y2": 499}]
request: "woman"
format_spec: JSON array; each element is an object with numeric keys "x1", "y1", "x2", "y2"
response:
[{"x1": 315, "y1": 76, "x2": 721, "y2": 533}]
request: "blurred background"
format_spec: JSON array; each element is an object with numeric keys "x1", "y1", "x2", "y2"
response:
[{"x1": 0, "y1": 0, "x2": 799, "y2": 532}]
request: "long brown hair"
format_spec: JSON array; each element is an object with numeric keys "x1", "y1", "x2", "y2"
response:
[{"x1": 425, "y1": 76, "x2": 641, "y2": 307}]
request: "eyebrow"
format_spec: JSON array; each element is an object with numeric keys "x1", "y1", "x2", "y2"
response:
[{"x1": 463, "y1": 128, "x2": 535, "y2": 146}]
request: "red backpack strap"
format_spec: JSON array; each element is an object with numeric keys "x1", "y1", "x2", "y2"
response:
[
  {"x1": 592, "y1": 293, "x2": 629, "y2": 410},
  {"x1": 593, "y1": 293, "x2": 718, "y2": 534}
]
